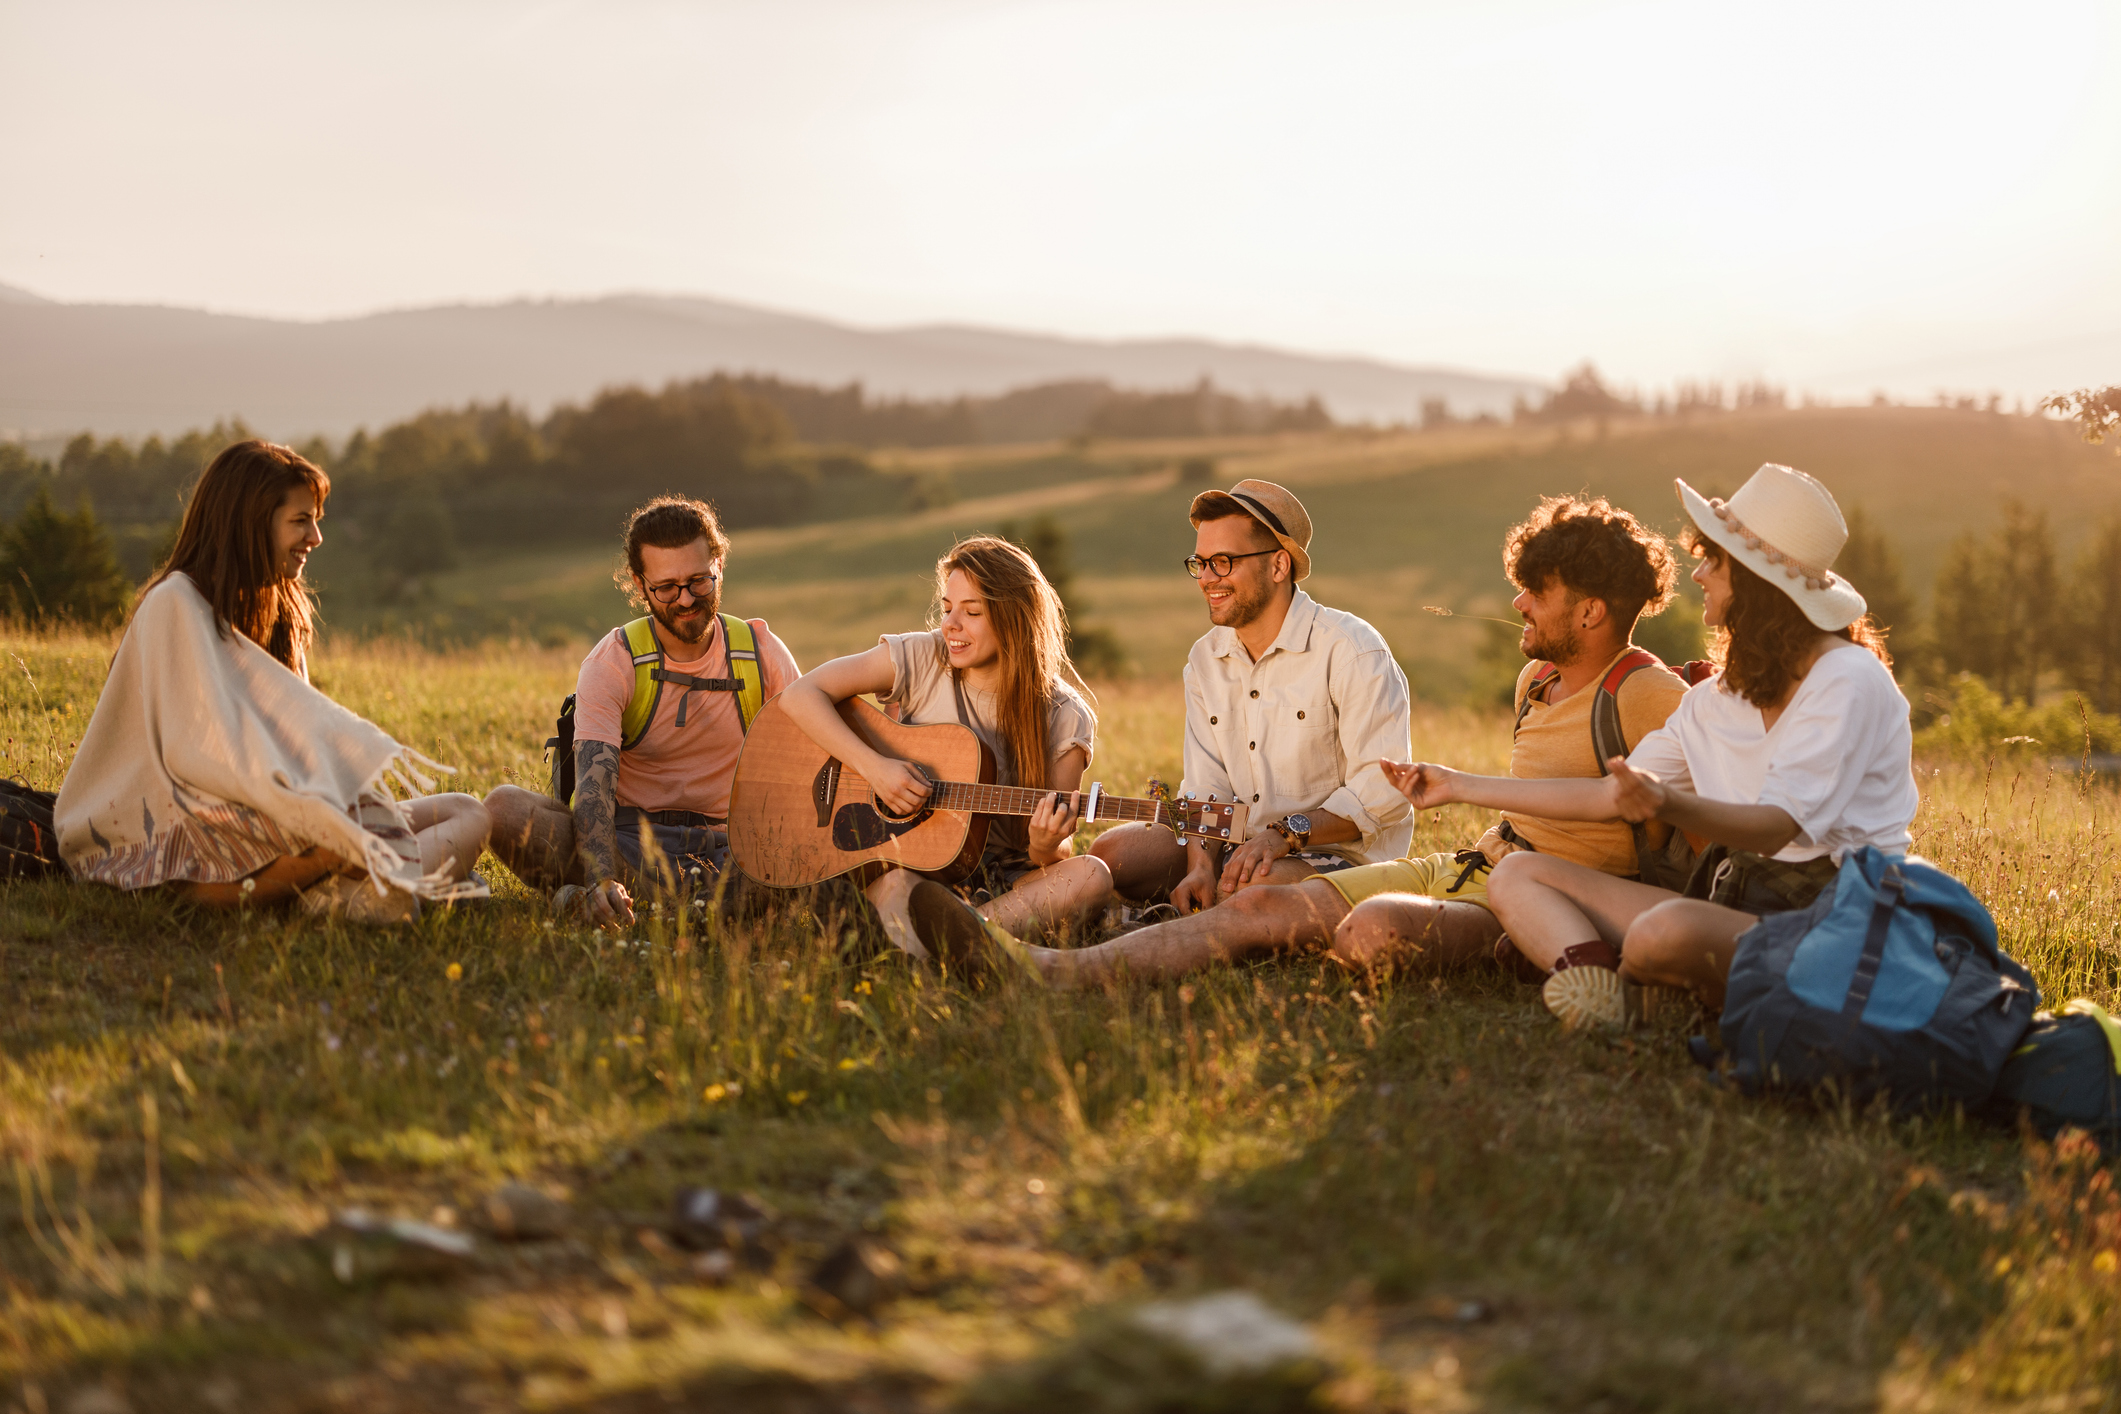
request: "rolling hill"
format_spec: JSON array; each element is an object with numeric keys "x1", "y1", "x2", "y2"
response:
[
  {"x1": 0, "y1": 283, "x2": 1542, "y2": 441},
  {"x1": 326, "y1": 405, "x2": 2119, "y2": 702}
]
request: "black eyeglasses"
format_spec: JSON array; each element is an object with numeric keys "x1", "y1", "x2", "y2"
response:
[
  {"x1": 645, "y1": 571, "x2": 720, "y2": 604},
  {"x1": 1185, "y1": 549, "x2": 1278, "y2": 580}
]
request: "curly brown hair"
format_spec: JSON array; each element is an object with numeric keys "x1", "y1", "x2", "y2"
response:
[
  {"x1": 1685, "y1": 528, "x2": 1891, "y2": 707},
  {"x1": 1503, "y1": 495, "x2": 1677, "y2": 626}
]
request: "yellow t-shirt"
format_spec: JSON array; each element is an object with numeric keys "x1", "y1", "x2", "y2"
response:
[{"x1": 1474, "y1": 648, "x2": 1689, "y2": 875}]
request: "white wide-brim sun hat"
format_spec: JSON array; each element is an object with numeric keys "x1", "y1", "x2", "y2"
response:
[{"x1": 1675, "y1": 464, "x2": 1868, "y2": 631}]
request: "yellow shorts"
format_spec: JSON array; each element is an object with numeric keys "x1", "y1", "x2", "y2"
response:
[{"x1": 1316, "y1": 850, "x2": 1494, "y2": 911}]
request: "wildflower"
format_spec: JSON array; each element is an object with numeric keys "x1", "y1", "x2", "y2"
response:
[
  {"x1": 855, "y1": 980, "x2": 873, "y2": 995},
  {"x1": 2095, "y1": 1251, "x2": 2118, "y2": 1275},
  {"x1": 786, "y1": 1091, "x2": 808, "y2": 1106},
  {"x1": 1994, "y1": 1256, "x2": 2012, "y2": 1276},
  {"x1": 240, "y1": 878, "x2": 256, "y2": 895},
  {"x1": 446, "y1": 963, "x2": 463, "y2": 982},
  {"x1": 703, "y1": 1083, "x2": 728, "y2": 1102},
  {"x1": 837, "y1": 1058, "x2": 858, "y2": 1071}
]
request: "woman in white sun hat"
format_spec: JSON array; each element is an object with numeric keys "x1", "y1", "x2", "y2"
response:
[{"x1": 1376, "y1": 463, "x2": 1918, "y2": 1031}]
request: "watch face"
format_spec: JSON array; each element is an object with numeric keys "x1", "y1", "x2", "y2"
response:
[{"x1": 1286, "y1": 813, "x2": 1312, "y2": 837}]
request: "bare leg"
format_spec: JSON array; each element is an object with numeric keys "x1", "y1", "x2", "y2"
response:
[
  {"x1": 175, "y1": 846, "x2": 345, "y2": 908},
  {"x1": 1482, "y1": 851, "x2": 1680, "y2": 970},
  {"x1": 1032, "y1": 877, "x2": 1350, "y2": 988},
  {"x1": 1089, "y1": 823, "x2": 1188, "y2": 902},
  {"x1": 1619, "y1": 898, "x2": 1760, "y2": 1009},
  {"x1": 483, "y1": 784, "x2": 580, "y2": 889},
  {"x1": 980, "y1": 855, "x2": 1113, "y2": 941},
  {"x1": 1328, "y1": 893, "x2": 1503, "y2": 975},
  {"x1": 403, "y1": 793, "x2": 490, "y2": 882}
]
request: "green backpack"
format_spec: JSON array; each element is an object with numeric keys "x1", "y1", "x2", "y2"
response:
[{"x1": 546, "y1": 613, "x2": 765, "y2": 804}]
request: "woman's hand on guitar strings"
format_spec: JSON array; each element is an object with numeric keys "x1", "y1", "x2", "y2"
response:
[
  {"x1": 1026, "y1": 790, "x2": 1080, "y2": 866},
  {"x1": 866, "y1": 757, "x2": 937, "y2": 817}
]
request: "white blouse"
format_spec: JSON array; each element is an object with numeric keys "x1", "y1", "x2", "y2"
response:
[{"x1": 1626, "y1": 644, "x2": 1919, "y2": 863}]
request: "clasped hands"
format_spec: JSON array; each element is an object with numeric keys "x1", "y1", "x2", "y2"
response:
[{"x1": 1377, "y1": 756, "x2": 1672, "y2": 822}]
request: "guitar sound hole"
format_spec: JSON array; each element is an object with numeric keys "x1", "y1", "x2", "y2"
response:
[{"x1": 833, "y1": 804, "x2": 932, "y2": 850}]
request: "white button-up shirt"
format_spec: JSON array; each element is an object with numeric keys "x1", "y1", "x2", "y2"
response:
[{"x1": 1180, "y1": 589, "x2": 1413, "y2": 864}]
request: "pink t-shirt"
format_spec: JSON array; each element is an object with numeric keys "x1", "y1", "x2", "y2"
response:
[{"x1": 573, "y1": 615, "x2": 800, "y2": 817}]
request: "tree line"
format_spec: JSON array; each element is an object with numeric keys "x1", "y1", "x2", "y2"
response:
[{"x1": 0, "y1": 371, "x2": 1333, "y2": 623}]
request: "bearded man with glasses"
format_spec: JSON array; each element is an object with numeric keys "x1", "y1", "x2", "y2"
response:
[
  {"x1": 484, "y1": 495, "x2": 799, "y2": 926},
  {"x1": 1086, "y1": 479, "x2": 1412, "y2": 917}
]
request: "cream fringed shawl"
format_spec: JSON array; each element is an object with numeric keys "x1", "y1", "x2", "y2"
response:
[{"x1": 56, "y1": 573, "x2": 462, "y2": 897}]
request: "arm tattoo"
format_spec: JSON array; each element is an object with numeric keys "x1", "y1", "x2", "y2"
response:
[{"x1": 573, "y1": 741, "x2": 623, "y2": 885}]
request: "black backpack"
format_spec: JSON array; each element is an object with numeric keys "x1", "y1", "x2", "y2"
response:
[
  {"x1": 1981, "y1": 1002, "x2": 2121, "y2": 1153},
  {"x1": 0, "y1": 779, "x2": 64, "y2": 880}
]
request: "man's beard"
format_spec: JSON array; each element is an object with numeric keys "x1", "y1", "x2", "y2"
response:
[
  {"x1": 1520, "y1": 619, "x2": 1581, "y2": 665},
  {"x1": 1209, "y1": 575, "x2": 1275, "y2": 630},
  {"x1": 651, "y1": 586, "x2": 721, "y2": 647}
]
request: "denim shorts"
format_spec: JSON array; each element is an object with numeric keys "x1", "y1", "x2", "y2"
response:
[{"x1": 614, "y1": 806, "x2": 728, "y2": 890}]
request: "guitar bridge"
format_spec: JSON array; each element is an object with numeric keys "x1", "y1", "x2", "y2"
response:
[{"x1": 813, "y1": 758, "x2": 841, "y2": 827}]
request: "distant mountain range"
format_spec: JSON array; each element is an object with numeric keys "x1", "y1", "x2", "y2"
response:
[{"x1": 0, "y1": 282, "x2": 1544, "y2": 442}]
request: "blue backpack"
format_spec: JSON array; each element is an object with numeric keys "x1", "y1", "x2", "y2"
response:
[{"x1": 1718, "y1": 847, "x2": 2038, "y2": 1113}]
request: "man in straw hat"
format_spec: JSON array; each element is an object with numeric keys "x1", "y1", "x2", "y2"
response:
[
  {"x1": 1380, "y1": 464, "x2": 1916, "y2": 1031},
  {"x1": 1084, "y1": 477, "x2": 1414, "y2": 916},
  {"x1": 1020, "y1": 493, "x2": 1691, "y2": 988}
]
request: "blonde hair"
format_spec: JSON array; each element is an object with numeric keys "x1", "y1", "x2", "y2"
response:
[{"x1": 933, "y1": 536, "x2": 1094, "y2": 789}]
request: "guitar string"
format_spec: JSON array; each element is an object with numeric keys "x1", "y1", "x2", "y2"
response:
[{"x1": 837, "y1": 778, "x2": 1233, "y2": 825}]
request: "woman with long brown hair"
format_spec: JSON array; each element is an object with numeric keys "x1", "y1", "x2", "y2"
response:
[
  {"x1": 55, "y1": 440, "x2": 488, "y2": 919},
  {"x1": 1380, "y1": 464, "x2": 1919, "y2": 1029},
  {"x1": 777, "y1": 535, "x2": 1109, "y2": 962}
]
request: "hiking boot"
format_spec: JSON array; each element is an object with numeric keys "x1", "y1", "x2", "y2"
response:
[
  {"x1": 1543, "y1": 965, "x2": 1630, "y2": 1031},
  {"x1": 1541, "y1": 940, "x2": 1627, "y2": 1031}
]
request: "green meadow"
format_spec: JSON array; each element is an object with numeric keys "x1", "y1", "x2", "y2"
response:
[
  {"x1": 4, "y1": 624, "x2": 2120, "y2": 1412},
  {"x1": 5, "y1": 404, "x2": 2121, "y2": 1411},
  {"x1": 331, "y1": 406, "x2": 2121, "y2": 704}
]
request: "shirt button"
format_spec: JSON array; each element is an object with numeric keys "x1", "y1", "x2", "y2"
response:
[
  {"x1": 1249, "y1": 689, "x2": 1259, "y2": 699},
  {"x1": 1209, "y1": 715, "x2": 1218, "y2": 725},
  {"x1": 1249, "y1": 741, "x2": 1256, "y2": 750},
  {"x1": 1297, "y1": 710, "x2": 1305, "y2": 720},
  {"x1": 1252, "y1": 793, "x2": 1260, "y2": 802}
]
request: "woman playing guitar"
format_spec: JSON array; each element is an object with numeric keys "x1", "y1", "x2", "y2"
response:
[{"x1": 774, "y1": 536, "x2": 1110, "y2": 964}]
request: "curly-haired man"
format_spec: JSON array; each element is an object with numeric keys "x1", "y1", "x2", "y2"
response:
[{"x1": 1019, "y1": 494, "x2": 1690, "y2": 986}]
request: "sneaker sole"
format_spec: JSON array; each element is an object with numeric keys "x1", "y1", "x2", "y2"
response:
[{"x1": 1543, "y1": 966, "x2": 1628, "y2": 1031}]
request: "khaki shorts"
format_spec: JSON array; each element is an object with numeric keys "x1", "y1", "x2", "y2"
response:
[{"x1": 1316, "y1": 849, "x2": 1494, "y2": 912}]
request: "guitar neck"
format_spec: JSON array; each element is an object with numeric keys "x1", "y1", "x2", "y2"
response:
[{"x1": 851, "y1": 778, "x2": 1172, "y2": 825}]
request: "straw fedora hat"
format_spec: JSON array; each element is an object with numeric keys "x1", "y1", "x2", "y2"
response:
[
  {"x1": 1675, "y1": 464, "x2": 1867, "y2": 630},
  {"x1": 1188, "y1": 478, "x2": 1313, "y2": 581}
]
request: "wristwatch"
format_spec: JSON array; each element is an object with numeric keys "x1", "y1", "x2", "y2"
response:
[{"x1": 1268, "y1": 813, "x2": 1313, "y2": 850}]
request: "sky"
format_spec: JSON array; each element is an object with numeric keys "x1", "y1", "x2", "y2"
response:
[{"x1": 4, "y1": 0, "x2": 2118, "y2": 402}]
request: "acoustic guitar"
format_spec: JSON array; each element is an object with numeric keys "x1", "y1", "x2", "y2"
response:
[{"x1": 728, "y1": 696, "x2": 1250, "y2": 888}]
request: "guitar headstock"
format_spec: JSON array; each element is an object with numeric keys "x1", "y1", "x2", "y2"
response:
[{"x1": 1166, "y1": 795, "x2": 1250, "y2": 845}]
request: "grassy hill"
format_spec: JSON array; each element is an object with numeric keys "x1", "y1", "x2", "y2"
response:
[
  {"x1": 4, "y1": 629, "x2": 2118, "y2": 1409},
  {"x1": 332, "y1": 407, "x2": 2118, "y2": 700}
]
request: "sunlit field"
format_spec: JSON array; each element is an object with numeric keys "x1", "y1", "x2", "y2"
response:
[{"x1": 4, "y1": 627, "x2": 2119, "y2": 1412}]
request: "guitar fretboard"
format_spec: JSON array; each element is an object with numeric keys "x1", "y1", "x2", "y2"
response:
[{"x1": 846, "y1": 779, "x2": 1171, "y2": 824}]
